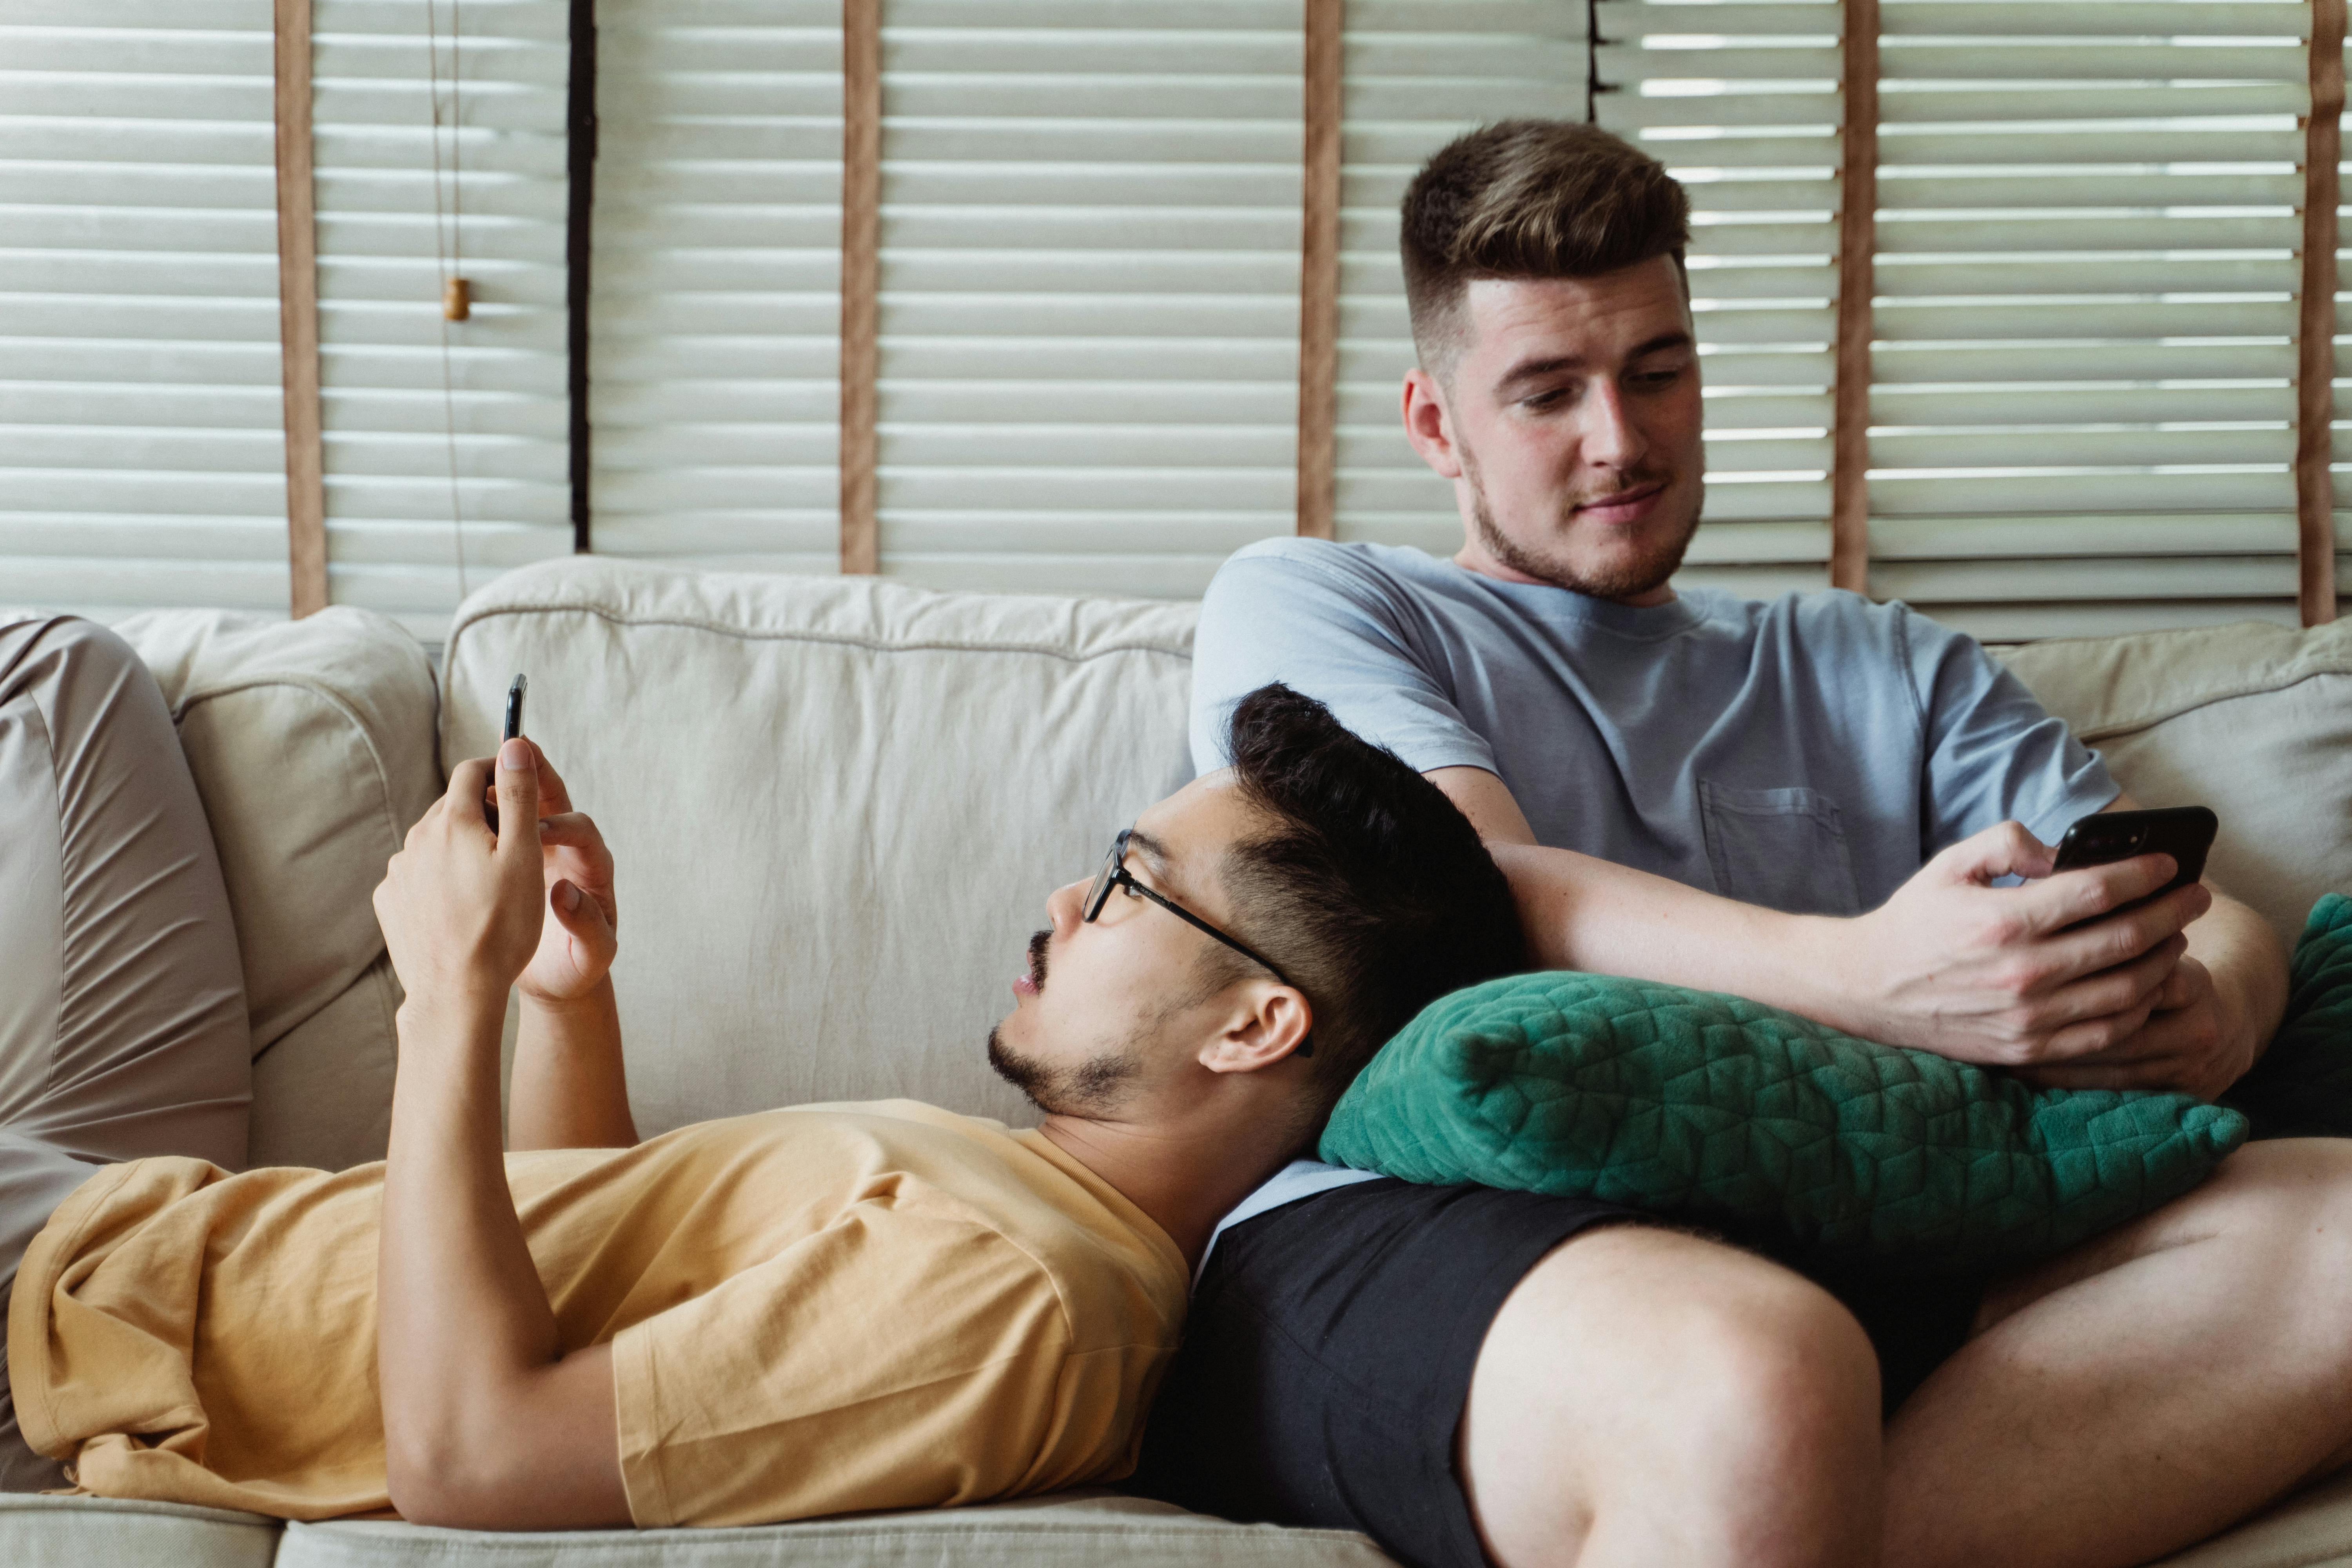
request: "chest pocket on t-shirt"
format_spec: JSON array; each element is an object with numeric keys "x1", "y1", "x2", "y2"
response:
[{"x1": 1697, "y1": 781, "x2": 1864, "y2": 917}]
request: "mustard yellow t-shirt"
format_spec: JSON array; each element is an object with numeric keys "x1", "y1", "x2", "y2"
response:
[{"x1": 5, "y1": 1099, "x2": 1188, "y2": 1526}]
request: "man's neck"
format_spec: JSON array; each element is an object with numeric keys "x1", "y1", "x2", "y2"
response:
[{"x1": 1034, "y1": 1111, "x2": 1302, "y2": 1271}]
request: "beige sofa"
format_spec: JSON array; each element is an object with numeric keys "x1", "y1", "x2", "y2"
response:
[{"x1": 6, "y1": 557, "x2": 2352, "y2": 1567}]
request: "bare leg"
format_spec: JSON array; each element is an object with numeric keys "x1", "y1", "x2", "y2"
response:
[
  {"x1": 1884, "y1": 1138, "x2": 2352, "y2": 1568},
  {"x1": 1459, "y1": 1226, "x2": 1884, "y2": 1568}
]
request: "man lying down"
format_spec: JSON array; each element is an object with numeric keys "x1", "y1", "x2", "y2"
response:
[{"x1": 0, "y1": 617, "x2": 1524, "y2": 1528}]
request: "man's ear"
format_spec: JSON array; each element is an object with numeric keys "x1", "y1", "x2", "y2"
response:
[
  {"x1": 1401, "y1": 368, "x2": 1464, "y2": 480},
  {"x1": 1201, "y1": 984, "x2": 1313, "y2": 1076}
]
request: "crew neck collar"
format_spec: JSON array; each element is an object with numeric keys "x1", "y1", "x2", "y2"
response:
[{"x1": 1446, "y1": 558, "x2": 1708, "y2": 640}]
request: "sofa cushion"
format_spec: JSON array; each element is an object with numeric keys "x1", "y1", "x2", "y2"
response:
[
  {"x1": 1998, "y1": 619, "x2": 2352, "y2": 950},
  {"x1": 114, "y1": 607, "x2": 440, "y2": 1169},
  {"x1": 0, "y1": 1494, "x2": 279, "y2": 1568},
  {"x1": 440, "y1": 559, "x2": 1198, "y2": 1134},
  {"x1": 274, "y1": 1492, "x2": 1397, "y2": 1567}
]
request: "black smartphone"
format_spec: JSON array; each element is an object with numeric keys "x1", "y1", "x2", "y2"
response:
[
  {"x1": 2051, "y1": 805, "x2": 2217, "y2": 906},
  {"x1": 484, "y1": 673, "x2": 527, "y2": 831}
]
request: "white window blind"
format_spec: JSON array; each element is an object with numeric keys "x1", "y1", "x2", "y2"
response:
[
  {"x1": 0, "y1": 0, "x2": 292, "y2": 620},
  {"x1": 870, "y1": 0, "x2": 1303, "y2": 598},
  {"x1": 588, "y1": 0, "x2": 842, "y2": 573},
  {"x1": 1865, "y1": 0, "x2": 2308, "y2": 640},
  {"x1": 1333, "y1": 0, "x2": 1586, "y2": 556},
  {"x1": 310, "y1": 0, "x2": 574, "y2": 642},
  {"x1": 1594, "y1": 0, "x2": 1842, "y2": 598}
]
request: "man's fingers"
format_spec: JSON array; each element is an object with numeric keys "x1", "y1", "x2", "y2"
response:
[
  {"x1": 1933, "y1": 820, "x2": 2055, "y2": 887},
  {"x1": 526, "y1": 739, "x2": 575, "y2": 817},
  {"x1": 2028, "y1": 996, "x2": 2162, "y2": 1066},
  {"x1": 2028, "y1": 881, "x2": 2207, "y2": 979},
  {"x1": 536, "y1": 811, "x2": 602, "y2": 848},
  {"x1": 494, "y1": 738, "x2": 539, "y2": 854},
  {"x1": 2026, "y1": 933, "x2": 2185, "y2": 1030},
  {"x1": 2016, "y1": 853, "x2": 2180, "y2": 936},
  {"x1": 550, "y1": 877, "x2": 615, "y2": 944},
  {"x1": 447, "y1": 758, "x2": 494, "y2": 835}
]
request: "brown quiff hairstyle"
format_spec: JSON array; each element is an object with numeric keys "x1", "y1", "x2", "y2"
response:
[{"x1": 1401, "y1": 119, "x2": 1691, "y2": 379}]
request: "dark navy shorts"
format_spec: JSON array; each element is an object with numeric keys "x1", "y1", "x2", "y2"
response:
[{"x1": 1125, "y1": 1178, "x2": 1984, "y2": 1568}]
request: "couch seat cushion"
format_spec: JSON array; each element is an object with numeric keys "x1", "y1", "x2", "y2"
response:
[
  {"x1": 0, "y1": 1493, "x2": 279, "y2": 1568},
  {"x1": 274, "y1": 1492, "x2": 1397, "y2": 1567}
]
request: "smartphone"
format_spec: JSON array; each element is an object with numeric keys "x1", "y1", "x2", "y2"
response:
[
  {"x1": 484, "y1": 673, "x2": 527, "y2": 831},
  {"x1": 2051, "y1": 805, "x2": 2216, "y2": 906}
]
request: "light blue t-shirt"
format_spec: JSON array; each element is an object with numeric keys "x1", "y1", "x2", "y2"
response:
[
  {"x1": 1189, "y1": 539, "x2": 2119, "y2": 918},
  {"x1": 1187, "y1": 539, "x2": 2123, "y2": 1261}
]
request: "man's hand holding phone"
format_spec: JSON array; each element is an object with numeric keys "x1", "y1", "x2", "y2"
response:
[
  {"x1": 510, "y1": 740, "x2": 619, "y2": 1008},
  {"x1": 1824, "y1": 817, "x2": 2221, "y2": 1088},
  {"x1": 373, "y1": 740, "x2": 550, "y2": 1030}
]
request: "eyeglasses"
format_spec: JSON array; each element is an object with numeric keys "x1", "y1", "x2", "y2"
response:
[{"x1": 1083, "y1": 828, "x2": 1311, "y2": 1056}]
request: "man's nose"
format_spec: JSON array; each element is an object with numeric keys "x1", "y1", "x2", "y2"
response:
[
  {"x1": 1045, "y1": 878, "x2": 1088, "y2": 933},
  {"x1": 1579, "y1": 380, "x2": 1647, "y2": 471}
]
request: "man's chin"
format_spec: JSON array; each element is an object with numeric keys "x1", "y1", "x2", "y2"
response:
[
  {"x1": 1519, "y1": 510, "x2": 1695, "y2": 598},
  {"x1": 984, "y1": 1026, "x2": 1139, "y2": 1117},
  {"x1": 986, "y1": 1026, "x2": 1050, "y2": 1110}
]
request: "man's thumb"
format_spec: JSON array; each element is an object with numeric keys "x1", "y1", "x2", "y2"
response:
[
  {"x1": 1936, "y1": 819, "x2": 2053, "y2": 886},
  {"x1": 550, "y1": 878, "x2": 612, "y2": 941},
  {"x1": 495, "y1": 737, "x2": 537, "y2": 848}
]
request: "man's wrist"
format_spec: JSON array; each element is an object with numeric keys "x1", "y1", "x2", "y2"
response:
[
  {"x1": 517, "y1": 974, "x2": 616, "y2": 1023},
  {"x1": 1767, "y1": 912, "x2": 1873, "y2": 1039},
  {"x1": 396, "y1": 983, "x2": 509, "y2": 1045}
]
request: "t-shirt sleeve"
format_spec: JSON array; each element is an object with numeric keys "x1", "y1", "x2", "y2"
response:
[
  {"x1": 1898, "y1": 603, "x2": 2120, "y2": 852},
  {"x1": 610, "y1": 1207, "x2": 1087, "y2": 1528},
  {"x1": 1189, "y1": 542, "x2": 1499, "y2": 778}
]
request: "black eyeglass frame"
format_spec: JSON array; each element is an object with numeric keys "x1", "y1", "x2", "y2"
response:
[{"x1": 1083, "y1": 828, "x2": 1312, "y2": 1056}]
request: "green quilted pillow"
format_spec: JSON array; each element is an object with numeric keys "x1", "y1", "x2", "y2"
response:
[
  {"x1": 1319, "y1": 969, "x2": 2249, "y2": 1276},
  {"x1": 2218, "y1": 893, "x2": 2352, "y2": 1140}
]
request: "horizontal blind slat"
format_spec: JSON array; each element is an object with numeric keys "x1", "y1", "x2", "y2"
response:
[
  {"x1": 309, "y1": 0, "x2": 576, "y2": 625},
  {"x1": 588, "y1": 0, "x2": 842, "y2": 572},
  {"x1": 0, "y1": 2, "x2": 291, "y2": 616}
]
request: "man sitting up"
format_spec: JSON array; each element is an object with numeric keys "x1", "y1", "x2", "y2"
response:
[
  {"x1": 0, "y1": 616, "x2": 1523, "y2": 1528},
  {"x1": 1133, "y1": 120, "x2": 2352, "y2": 1568}
]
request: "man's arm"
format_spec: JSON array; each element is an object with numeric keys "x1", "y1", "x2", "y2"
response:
[
  {"x1": 501, "y1": 742, "x2": 638, "y2": 1152},
  {"x1": 513, "y1": 979, "x2": 639, "y2": 1152},
  {"x1": 1434, "y1": 767, "x2": 2231, "y2": 1089},
  {"x1": 371, "y1": 743, "x2": 631, "y2": 1528}
]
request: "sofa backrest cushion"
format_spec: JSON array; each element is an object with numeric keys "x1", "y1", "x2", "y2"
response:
[
  {"x1": 115, "y1": 607, "x2": 441, "y2": 1170},
  {"x1": 441, "y1": 559, "x2": 1198, "y2": 1134},
  {"x1": 117, "y1": 608, "x2": 440, "y2": 1055},
  {"x1": 1998, "y1": 619, "x2": 2352, "y2": 950}
]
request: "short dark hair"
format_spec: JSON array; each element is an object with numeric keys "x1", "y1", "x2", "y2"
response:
[
  {"x1": 1216, "y1": 684, "x2": 1526, "y2": 1109},
  {"x1": 1401, "y1": 119, "x2": 1690, "y2": 377}
]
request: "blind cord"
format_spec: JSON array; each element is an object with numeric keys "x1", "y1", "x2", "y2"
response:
[{"x1": 426, "y1": 0, "x2": 469, "y2": 602}]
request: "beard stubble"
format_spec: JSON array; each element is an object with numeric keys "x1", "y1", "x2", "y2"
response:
[{"x1": 1461, "y1": 441, "x2": 1700, "y2": 603}]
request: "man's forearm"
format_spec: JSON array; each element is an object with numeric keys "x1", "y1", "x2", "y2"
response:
[
  {"x1": 1491, "y1": 841, "x2": 1848, "y2": 1021},
  {"x1": 511, "y1": 976, "x2": 638, "y2": 1152},
  {"x1": 379, "y1": 989, "x2": 621, "y2": 1525}
]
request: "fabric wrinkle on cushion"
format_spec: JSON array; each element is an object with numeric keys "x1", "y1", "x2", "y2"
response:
[{"x1": 1319, "y1": 969, "x2": 2249, "y2": 1275}]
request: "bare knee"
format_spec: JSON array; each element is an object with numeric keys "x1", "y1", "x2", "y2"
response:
[
  {"x1": 1662, "y1": 1262, "x2": 1882, "y2": 1510},
  {"x1": 1462, "y1": 1228, "x2": 1881, "y2": 1568}
]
